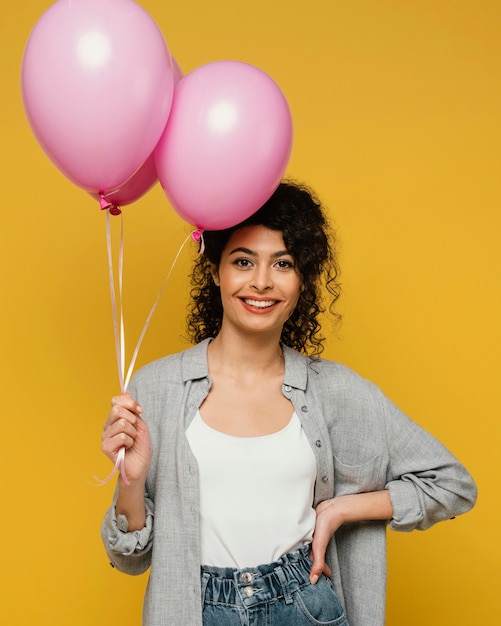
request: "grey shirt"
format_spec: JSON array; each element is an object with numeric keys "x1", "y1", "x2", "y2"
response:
[{"x1": 102, "y1": 339, "x2": 477, "y2": 626}]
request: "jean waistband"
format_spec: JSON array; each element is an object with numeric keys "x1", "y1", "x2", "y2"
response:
[{"x1": 201, "y1": 545, "x2": 312, "y2": 607}]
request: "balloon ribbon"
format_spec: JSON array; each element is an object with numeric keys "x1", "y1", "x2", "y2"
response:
[{"x1": 94, "y1": 207, "x2": 197, "y2": 486}]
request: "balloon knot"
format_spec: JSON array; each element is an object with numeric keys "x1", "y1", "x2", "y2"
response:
[
  {"x1": 99, "y1": 194, "x2": 121, "y2": 215},
  {"x1": 191, "y1": 228, "x2": 205, "y2": 254}
]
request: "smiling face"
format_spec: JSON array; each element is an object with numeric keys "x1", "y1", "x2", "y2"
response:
[{"x1": 212, "y1": 225, "x2": 302, "y2": 340}]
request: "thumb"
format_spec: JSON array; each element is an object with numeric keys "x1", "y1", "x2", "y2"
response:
[{"x1": 309, "y1": 539, "x2": 327, "y2": 584}]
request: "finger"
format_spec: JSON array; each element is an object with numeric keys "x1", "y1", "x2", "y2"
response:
[
  {"x1": 102, "y1": 417, "x2": 138, "y2": 455},
  {"x1": 309, "y1": 516, "x2": 333, "y2": 583},
  {"x1": 309, "y1": 543, "x2": 326, "y2": 584},
  {"x1": 309, "y1": 563, "x2": 324, "y2": 584},
  {"x1": 102, "y1": 431, "x2": 135, "y2": 460},
  {"x1": 107, "y1": 417, "x2": 138, "y2": 439},
  {"x1": 111, "y1": 393, "x2": 143, "y2": 414},
  {"x1": 101, "y1": 422, "x2": 135, "y2": 459},
  {"x1": 104, "y1": 404, "x2": 140, "y2": 430}
]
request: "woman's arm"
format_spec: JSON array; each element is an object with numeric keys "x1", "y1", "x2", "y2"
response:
[
  {"x1": 309, "y1": 382, "x2": 477, "y2": 583},
  {"x1": 101, "y1": 392, "x2": 155, "y2": 574},
  {"x1": 101, "y1": 490, "x2": 155, "y2": 574},
  {"x1": 115, "y1": 476, "x2": 148, "y2": 531},
  {"x1": 101, "y1": 392, "x2": 153, "y2": 529},
  {"x1": 309, "y1": 491, "x2": 393, "y2": 583},
  {"x1": 383, "y1": 403, "x2": 477, "y2": 531}
]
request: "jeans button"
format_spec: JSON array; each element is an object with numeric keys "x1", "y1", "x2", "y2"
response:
[
  {"x1": 244, "y1": 586, "x2": 254, "y2": 597},
  {"x1": 242, "y1": 572, "x2": 253, "y2": 583}
]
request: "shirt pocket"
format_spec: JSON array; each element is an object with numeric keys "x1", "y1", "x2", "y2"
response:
[{"x1": 333, "y1": 453, "x2": 385, "y2": 495}]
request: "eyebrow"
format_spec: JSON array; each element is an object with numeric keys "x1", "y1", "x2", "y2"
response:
[{"x1": 227, "y1": 247, "x2": 292, "y2": 259}]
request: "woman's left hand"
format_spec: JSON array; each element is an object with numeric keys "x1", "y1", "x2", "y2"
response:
[
  {"x1": 309, "y1": 491, "x2": 393, "y2": 584},
  {"x1": 309, "y1": 498, "x2": 342, "y2": 584}
]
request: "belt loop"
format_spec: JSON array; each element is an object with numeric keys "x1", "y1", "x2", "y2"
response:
[
  {"x1": 274, "y1": 566, "x2": 293, "y2": 605},
  {"x1": 200, "y1": 572, "x2": 210, "y2": 605}
]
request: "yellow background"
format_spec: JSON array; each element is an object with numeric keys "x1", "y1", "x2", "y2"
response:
[{"x1": 1, "y1": 0, "x2": 499, "y2": 623}]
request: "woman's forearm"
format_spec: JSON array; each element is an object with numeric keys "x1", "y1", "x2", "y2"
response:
[
  {"x1": 326, "y1": 490, "x2": 393, "y2": 525},
  {"x1": 115, "y1": 476, "x2": 147, "y2": 531}
]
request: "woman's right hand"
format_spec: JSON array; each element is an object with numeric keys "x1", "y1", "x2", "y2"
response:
[{"x1": 102, "y1": 392, "x2": 153, "y2": 484}]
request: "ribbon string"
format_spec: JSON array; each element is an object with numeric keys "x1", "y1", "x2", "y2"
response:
[
  {"x1": 124, "y1": 230, "x2": 193, "y2": 390},
  {"x1": 94, "y1": 446, "x2": 127, "y2": 487},
  {"x1": 106, "y1": 210, "x2": 126, "y2": 393},
  {"x1": 95, "y1": 210, "x2": 198, "y2": 486}
]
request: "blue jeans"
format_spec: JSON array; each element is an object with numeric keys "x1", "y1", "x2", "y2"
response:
[{"x1": 201, "y1": 545, "x2": 349, "y2": 626}]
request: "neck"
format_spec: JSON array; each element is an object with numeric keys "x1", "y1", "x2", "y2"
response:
[{"x1": 208, "y1": 328, "x2": 284, "y2": 377}]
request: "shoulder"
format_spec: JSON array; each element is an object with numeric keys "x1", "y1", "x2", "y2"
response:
[
  {"x1": 294, "y1": 351, "x2": 397, "y2": 417},
  {"x1": 130, "y1": 339, "x2": 210, "y2": 390},
  {"x1": 309, "y1": 357, "x2": 381, "y2": 394},
  {"x1": 287, "y1": 348, "x2": 383, "y2": 397}
]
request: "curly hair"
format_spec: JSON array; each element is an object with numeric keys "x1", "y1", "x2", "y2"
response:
[{"x1": 186, "y1": 180, "x2": 341, "y2": 356}]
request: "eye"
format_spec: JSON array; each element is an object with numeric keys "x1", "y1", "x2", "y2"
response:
[
  {"x1": 233, "y1": 258, "x2": 253, "y2": 268},
  {"x1": 274, "y1": 259, "x2": 295, "y2": 270}
]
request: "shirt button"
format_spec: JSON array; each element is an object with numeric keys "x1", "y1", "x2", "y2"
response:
[
  {"x1": 322, "y1": 475, "x2": 329, "y2": 483},
  {"x1": 315, "y1": 440, "x2": 322, "y2": 447},
  {"x1": 284, "y1": 385, "x2": 292, "y2": 392},
  {"x1": 242, "y1": 572, "x2": 253, "y2": 583},
  {"x1": 301, "y1": 405, "x2": 308, "y2": 412},
  {"x1": 244, "y1": 586, "x2": 254, "y2": 597}
]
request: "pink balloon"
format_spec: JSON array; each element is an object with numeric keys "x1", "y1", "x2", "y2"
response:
[
  {"x1": 172, "y1": 57, "x2": 184, "y2": 84},
  {"x1": 154, "y1": 61, "x2": 293, "y2": 230},
  {"x1": 90, "y1": 152, "x2": 158, "y2": 211},
  {"x1": 21, "y1": 0, "x2": 174, "y2": 194},
  {"x1": 91, "y1": 56, "x2": 185, "y2": 212}
]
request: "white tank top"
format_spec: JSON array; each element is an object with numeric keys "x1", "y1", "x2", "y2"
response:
[{"x1": 186, "y1": 410, "x2": 317, "y2": 568}]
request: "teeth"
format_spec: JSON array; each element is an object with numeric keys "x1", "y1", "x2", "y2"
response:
[{"x1": 244, "y1": 299, "x2": 276, "y2": 308}]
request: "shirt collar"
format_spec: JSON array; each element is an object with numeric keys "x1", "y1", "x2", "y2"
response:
[
  {"x1": 181, "y1": 338, "x2": 212, "y2": 382},
  {"x1": 282, "y1": 344, "x2": 309, "y2": 390},
  {"x1": 181, "y1": 338, "x2": 310, "y2": 391}
]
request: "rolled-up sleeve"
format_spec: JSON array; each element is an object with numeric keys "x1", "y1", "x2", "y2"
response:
[
  {"x1": 384, "y1": 402, "x2": 477, "y2": 531},
  {"x1": 101, "y1": 494, "x2": 155, "y2": 575}
]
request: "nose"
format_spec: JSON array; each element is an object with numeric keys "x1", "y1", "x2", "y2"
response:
[{"x1": 250, "y1": 265, "x2": 273, "y2": 291}]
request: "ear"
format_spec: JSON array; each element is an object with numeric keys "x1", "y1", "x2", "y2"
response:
[{"x1": 210, "y1": 264, "x2": 220, "y2": 287}]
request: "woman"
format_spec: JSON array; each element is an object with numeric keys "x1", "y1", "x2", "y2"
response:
[{"x1": 101, "y1": 181, "x2": 476, "y2": 626}]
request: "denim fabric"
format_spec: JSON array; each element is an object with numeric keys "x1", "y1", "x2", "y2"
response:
[{"x1": 201, "y1": 545, "x2": 349, "y2": 626}]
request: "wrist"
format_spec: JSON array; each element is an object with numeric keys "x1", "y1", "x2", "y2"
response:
[
  {"x1": 118, "y1": 473, "x2": 147, "y2": 490},
  {"x1": 328, "y1": 496, "x2": 350, "y2": 527},
  {"x1": 333, "y1": 495, "x2": 356, "y2": 524},
  {"x1": 330, "y1": 491, "x2": 393, "y2": 525},
  {"x1": 115, "y1": 481, "x2": 147, "y2": 531}
]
